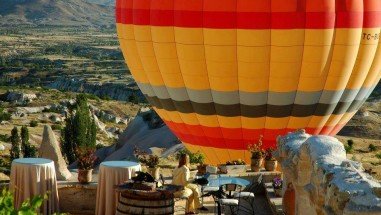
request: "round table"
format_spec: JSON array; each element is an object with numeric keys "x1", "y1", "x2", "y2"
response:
[
  {"x1": 9, "y1": 158, "x2": 59, "y2": 214},
  {"x1": 95, "y1": 161, "x2": 141, "y2": 215},
  {"x1": 207, "y1": 176, "x2": 250, "y2": 189}
]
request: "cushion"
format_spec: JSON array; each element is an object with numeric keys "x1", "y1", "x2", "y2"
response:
[
  {"x1": 234, "y1": 192, "x2": 255, "y2": 198},
  {"x1": 219, "y1": 198, "x2": 239, "y2": 206}
]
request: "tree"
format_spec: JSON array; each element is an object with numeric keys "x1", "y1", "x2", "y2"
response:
[
  {"x1": 10, "y1": 127, "x2": 21, "y2": 160},
  {"x1": 62, "y1": 94, "x2": 97, "y2": 164},
  {"x1": 0, "y1": 107, "x2": 11, "y2": 123},
  {"x1": 21, "y1": 126, "x2": 37, "y2": 158},
  {"x1": 0, "y1": 57, "x2": 6, "y2": 67},
  {"x1": 128, "y1": 93, "x2": 139, "y2": 104}
]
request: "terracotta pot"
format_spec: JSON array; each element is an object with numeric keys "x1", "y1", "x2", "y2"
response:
[
  {"x1": 148, "y1": 167, "x2": 160, "y2": 180},
  {"x1": 78, "y1": 169, "x2": 93, "y2": 184},
  {"x1": 282, "y1": 183, "x2": 295, "y2": 215},
  {"x1": 250, "y1": 158, "x2": 263, "y2": 172},
  {"x1": 197, "y1": 165, "x2": 207, "y2": 175},
  {"x1": 265, "y1": 160, "x2": 278, "y2": 171}
]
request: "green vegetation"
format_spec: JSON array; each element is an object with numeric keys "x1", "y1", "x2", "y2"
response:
[
  {"x1": 376, "y1": 153, "x2": 381, "y2": 159},
  {"x1": 369, "y1": 144, "x2": 377, "y2": 152},
  {"x1": 0, "y1": 188, "x2": 45, "y2": 215},
  {"x1": 0, "y1": 134, "x2": 9, "y2": 143},
  {"x1": 177, "y1": 149, "x2": 205, "y2": 164},
  {"x1": 21, "y1": 126, "x2": 37, "y2": 158},
  {"x1": 10, "y1": 127, "x2": 20, "y2": 160},
  {"x1": 62, "y1": 94, "x2": 97, "y2": 164},
  {"x1": 345, "y1": 139, "x2": 355, "y2": 153},
  {"x1": 51, "y1": 124, "x2": 63, "y2": 131},
  {"x1": 0, "y1": 107, "x2": 11, "y2": 123},
  {"x1": 29, "y1": 120, "x2": 38, "y2": 127},
  {"x1": 128, "y1": 93, "x2": 139, "y2": 104}
]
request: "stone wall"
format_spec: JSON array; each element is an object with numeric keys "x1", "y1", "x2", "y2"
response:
[{"x1": 274, "y1": 130, "x2": 381, "y2": 215}]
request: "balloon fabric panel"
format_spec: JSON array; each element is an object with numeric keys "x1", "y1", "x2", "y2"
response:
[{"x1": 116, "y1": 0, "x2": 381, "y2": 164}]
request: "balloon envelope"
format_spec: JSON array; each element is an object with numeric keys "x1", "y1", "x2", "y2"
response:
[{"x1": 116, "y1": 0, "x2": 381, "y2": 164}]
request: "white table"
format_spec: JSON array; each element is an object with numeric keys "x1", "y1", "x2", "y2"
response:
[
  {"x1": 9, "y1": 158, "x2": 59, "y2": 214},
  {"x1": 95, "y1": 161, "x2": 141, "y2": 215}
]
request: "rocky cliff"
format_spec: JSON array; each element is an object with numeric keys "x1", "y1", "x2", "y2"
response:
[{"x1": 47, "y1": 78, "x2": 145, "y2": 102}]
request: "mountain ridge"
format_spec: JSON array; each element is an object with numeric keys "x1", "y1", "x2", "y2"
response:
[{"x1": 0, "y1": 0, "x2": 115, "y2": 27}]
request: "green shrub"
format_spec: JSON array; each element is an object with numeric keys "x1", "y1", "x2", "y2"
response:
[
  {"x1": 40, "y1": 119, "x2": 48, "y2": 124},
  {"x1": 100, "y1": 95, "x2": 112, "y2": 101},
  {"x1": 347, "y1": 139, "x2": 354, "y2": 148},
  {"x1": 0, "y1": 188, "x2": 45, "y2": 214},
  {"x1": 30, "y1": 120, "x2": 38, "y2": 127},
  {"x1": 177, "y1": 149, "x2": 205, "y2": 164},
  {"x1": 344, "y1": 145, "x2": 353, "y2": 153},
  {"x1": 369, "y1": 144, "x2": 377, "y2": 152},
  {"x1": 0, "y1": 134, "x2": 9, "y2": 143},
  {"x1": 376, "y1": 153, "x2": 381, "y2": 159},
  {"x1": 51, "y1": 124, "x2": 62, "y2": 131},
  {"x1": 0, "y1": 107, "x2": 11, "y2": 122},
  {"x1": 345, "y1": 139, "x2": 355, "y2": 153}
]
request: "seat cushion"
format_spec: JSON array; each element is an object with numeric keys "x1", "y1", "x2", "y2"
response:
[
  {"x1": 234, "y1": 192, "x2": 255, "y2": 198},
  {"x1": 219, "y1": 198, "x2": 239, "y2": 206}
]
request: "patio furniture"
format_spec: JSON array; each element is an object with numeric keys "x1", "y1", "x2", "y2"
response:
[
  {"x1": 232, "y1": 174, "x2": 263, "y2": 214},
  {"x1": 219, "y1": 184, "x2": 243, "y2": 215},
  {"x1": 9, "y1": 158, "x2": 59, "y2": 215},
  {"x1": 204, "y1": 176, "x2": 250, "y2": 215},
  {"x1": 95, "y1": 161, "x2": 141, "y2": 215}
]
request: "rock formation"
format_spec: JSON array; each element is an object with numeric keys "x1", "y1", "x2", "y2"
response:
[
  {"x1": 39, "y1": 125, "x2": 72, "y2": 181},
  {"x1": 274, "y1": 130, "x2": 381, "y2": 215}
]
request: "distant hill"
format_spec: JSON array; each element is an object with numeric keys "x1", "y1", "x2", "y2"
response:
[
  {"x1": 0, "y1": 0, "x2": 115, "y2": 27},
  {"x1": 85, "y1": 0, "x2": 114, "y2": 6}
]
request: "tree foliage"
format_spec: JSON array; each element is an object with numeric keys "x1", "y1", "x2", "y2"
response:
[
  {"x1": 62, "y1": 94, "x2": 97, "y2": 164},
  {"x1": 0, "y1": 107, "x2": 11, "y2": 123},
  {"x1": 21, "y1": 126, "x2": 37, "y2": 158},
  {"x1": 10, "y1": 127, "x2": 21, "y2": 160}
]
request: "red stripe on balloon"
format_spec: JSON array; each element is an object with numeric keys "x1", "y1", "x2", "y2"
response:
[
  {"x1": 116, "y1": 8, "x2": 381, "y2": 29},
  {"x1": 162, "y1": 120, "x2": 345, "y2": 150}
]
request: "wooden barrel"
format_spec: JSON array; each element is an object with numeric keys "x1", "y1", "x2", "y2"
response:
[{"x1": 116, "y1": 190, "x2": 175, "y2": 215}]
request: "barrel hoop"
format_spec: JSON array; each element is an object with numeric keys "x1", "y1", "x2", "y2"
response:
[
  {"x1": 118, "y1": 200, "x2": 174, "y2": 209},
  {"x1": 116, "y1": 208, "x2": 174, "y2": 215}
]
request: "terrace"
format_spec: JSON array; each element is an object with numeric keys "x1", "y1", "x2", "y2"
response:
[{"x1": 1, "y1": 130, "x2": 381, "y2": 215}]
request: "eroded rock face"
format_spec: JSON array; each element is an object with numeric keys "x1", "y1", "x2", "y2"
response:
[
  {"x1": 39, "y1": 125, "x2": 72, "y2": 181},
  {"x1": 5, "y1": 92, "x2": 37, "y2": 104},
  {"x1": 274, "y1": 130, "x2": 381, "y2": 215}
]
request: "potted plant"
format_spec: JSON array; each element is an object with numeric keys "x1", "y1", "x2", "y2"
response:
[
  {"x1": 134, "y1": 146, "x2": 160, "y2": 180},
  {"x1": 272, "y1": 177, "x2": 283, "y2": 197},
  {"x1": 76, "y1": 147, "x2": 97, "y2": 184},
  {"x1": 219, "y1": 159, "x2": 247, "y2": 174},
  {"x1": 264, "y1": 147, "x2": 277, "y2": 171},
  {"x1": 192, "y1": 151, "x2": 206, "y2": 175},
  {"x1": 247, "y1": 136, "x2": 265, "y2": 172}
]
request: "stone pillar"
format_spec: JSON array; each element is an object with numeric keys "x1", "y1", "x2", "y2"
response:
[{"x1": 274, "y1": 130, "x2": 381, "y2": 215}]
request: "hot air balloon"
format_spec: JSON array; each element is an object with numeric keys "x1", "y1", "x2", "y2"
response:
[{"x1": 116, "y1": 0, "x2": 381, "y2": 165}]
